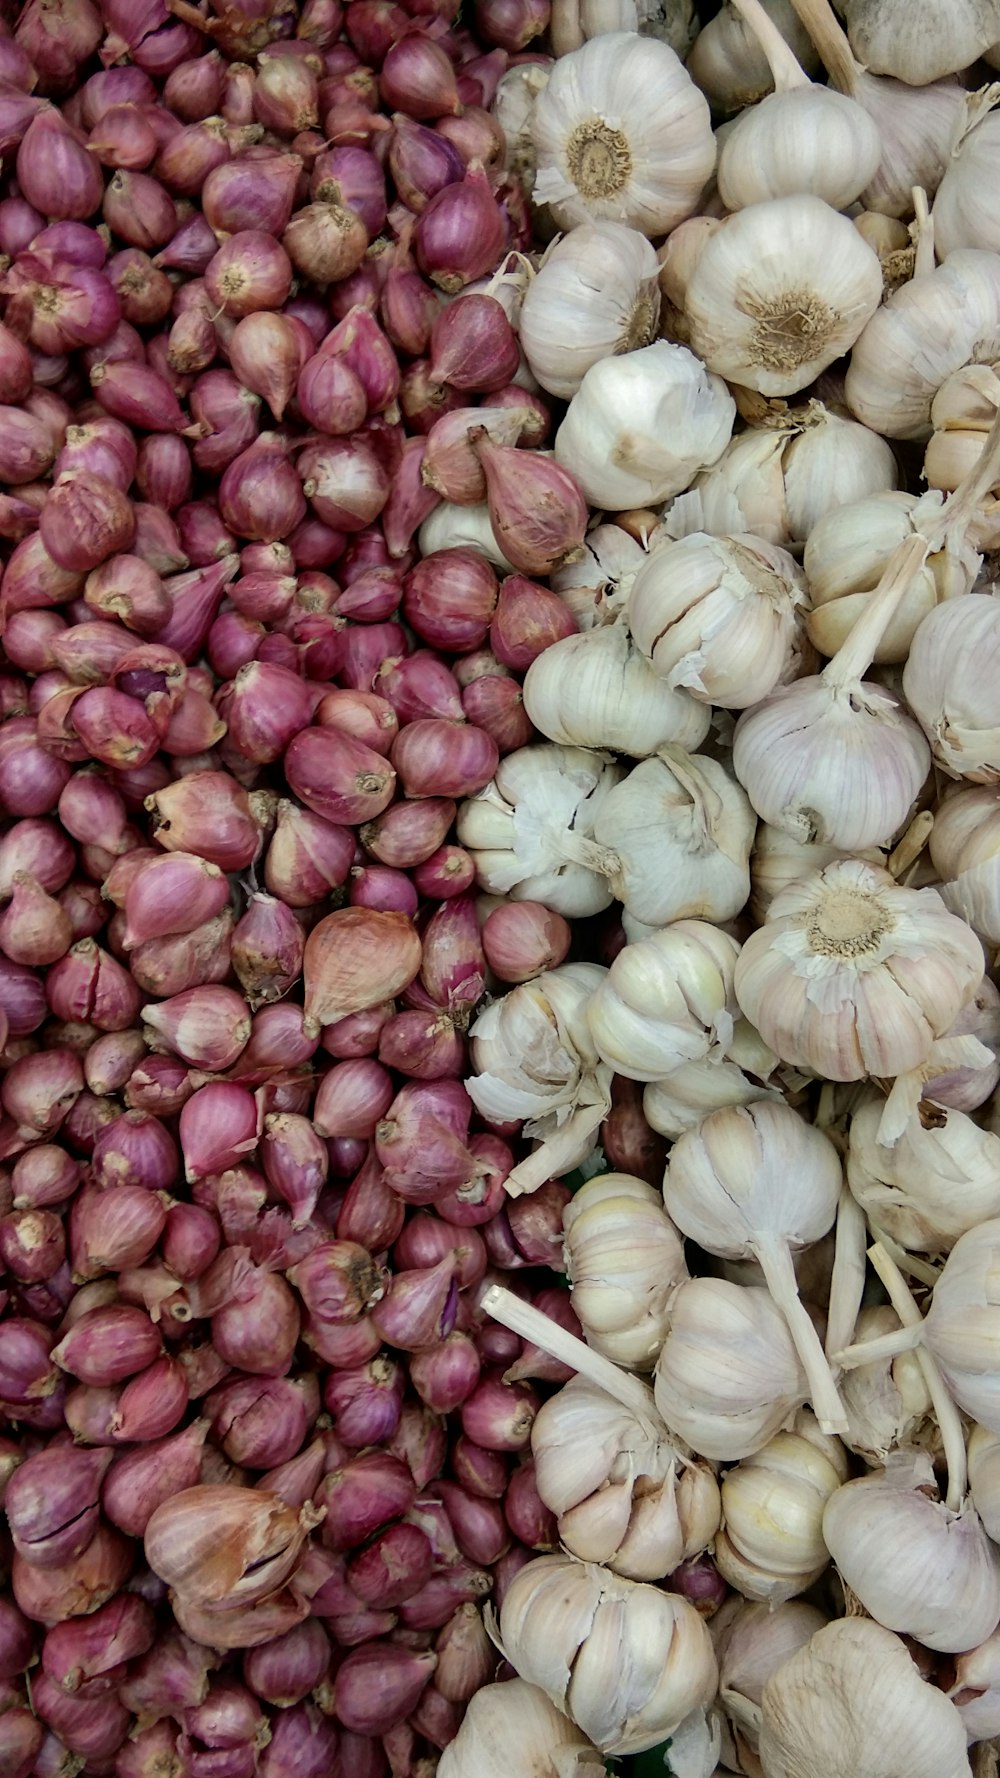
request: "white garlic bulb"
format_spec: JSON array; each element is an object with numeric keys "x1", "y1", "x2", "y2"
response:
[
  {"x1": 924, "y1": 361, "x2": 1000, "y2": 502},
  {"x1": 466, "y1": 962, "x2": 613, "y2": 1196},
  {"x1": 946, "y1": 1627, "x2": 1000, "y2": 1746},
  {"x1": 577, "y1": 0, "x2": 697, "y2": 55},
  {"x1": 653, "y1": 1277, "x2": 807, "y2": 1460},
  {"x1": 685, "y1": 196, "x2": 882, "y2": 399},
  {"x1": 627, "y1": 532, "x2": 807, "y2": 711},
  {"x1": 923, "y1": 979, "x2": 1000, "y2": 1112},
  {"x1": 549, "y1": 523, "x2": 647, "y2": 632},
  {"x1": 589, "y1": 748, "x2": 757, "y2": 927},
  {"x1": 670, "y1": 404, "x2": 898, "y2": 557},
  {"x1": 553, "y1": 341, "x2": 735, "y2": 511},
  {"x1": 494, "y1": 64, "x2": 550, "y2": 200},
  {"x1": 586, "y1": 920, "x2": 740, "y2": 1084},
  {"x1": 563, "y1": 1172, "x2": 688, "y2": 1370},
  {"x1": 845, "y1": 249, "x2": 1000, "y2": 441},
  {"x1": 531, "y1": 1375, "x2": 721, "y2": 1580},
  {"x1": 822, "y1": 1454, "x2": 1000, "y2": 1654},
  {"x1": 643, "y1": 1020, "x2": 781, "y2": 1139},
  {"x1": 838, "y1": 1304, "x2": 935, "y2": 1468},
  {"x1": 517, "y1": 223, "x2": 661, "y2": 401},
  {"x1": 968, "y1": 1422, "x2": 1000, "y2": 1541},
  {"x1": 750, "y1": 822, "x2": 887, "y2": 923},
  {"x1": 418, "y1": 501, "x2": 515, "y2": 571},
  {"x1": 714, "y1": 1409, "x2": 848, "y2": 1605},
  {"x1": 840, "y1": 0, "x2": 1000, "y2": 84},
  {"x1": 522, "y1": 621, "x2": 710, "y2": 761},
  {"x1": 715, "y1": 0, "x2": 881, "y2": 213},
  {"x1": 733, "y1": 858, "x2": 985, "y2": 1084},
  {"x1": 687, "y1": 0, "x2": 821, "y2": 116},
  {"x1": 714, "y1": 1597, "x2": 827, "y2": 1776},
  {"x1": 438, "y1": 1679, "x2": 605, "y2": 1778},
  {"x1": 530, "y1": 33, "x2": 715, "y2": 235},
  {"x1": 847, "y1": 1094, "x2": 1000, "y2": 1254},
  {"x1": 930, "y1": 787, "x2": 1000, "y2": 946},
  {"x1": 759, "y1": 1617, "x2": 974, "y2": 1778},
  {"x1": 933, "y1": 100, "x2": 1000, "y2": 259},
  {"x1": 903, "y1": 595, "x2": 1000, "y2": 783},
  {"x1": 922, "y1": 1216, "x2": 1000, "y2": 1435},
  {"x1": 456, "y1": 743, "x2": 626, "y2": 919},
  {"x1": 497, "y1": 1554, "x2": 718, "y2": 1756}
]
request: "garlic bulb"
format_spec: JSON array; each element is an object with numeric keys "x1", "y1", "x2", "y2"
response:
[
  {"x1": 903, "y1": 596, "x2": 1000, "y2": 783},
  {"x1": 933, "y1": 100, "x2": 1000, "y2": 259},
  {"x1": 653, "y1": 1277, "x2": 807, "y2": 1460},
  {"x1": 531, "y1": 1375, "x2": 721, "y2": 1580},
  {"x1": 553, "y1": 341, "x2": 735, "y2": 511},
  {"x1": 750, "y1": 823, "x2": 887, "y2": 923},
  {"x1": 687, "y1": 0, "x2": 822, "y2": 116},
  {"x1": 586, "y1": 920, "x2": 740, "y2": 1084},
  {"x1": 466, "y1": 961, "x2": 613, "y2": 1195},
  {"x1": 643, "y1": 1020, "x2": 781, "y2": 1139},
  {"x1": 662, "y1": 1100, "x2": 847, "y2": 1434},
  {"x1": 920, "y1": 1216, "x2": 1000, "y2": 1435},
  {"x1": 522, "y1": 618, "x2": 711, "y2": 760},
  {"x1": 418, "y1": 501, "x2": 515, "y2": 572},
  {"x1": 838, "y1": 1305, "x2": 935, "y2": 1467},
  {"x1": 714, "y1": 1597, "x2": 828, "y2": 1776},
  {"x1": 587, "y1": 749, "x2": 756, "y2": 927},
  {"x1": 517, "y1": 223, "x2": 661, "y2": 401},
  {"x1": 923, "y1": 978, "x2": 1000, "y2": 1112},
  {"x1": 924, "y1": 361, "x2": 1000, "y2": 500},
  {"x1": 438, "y1": 1678, "x2": 606, "y2": 1778},
  {"x1": 456, "y1": 743, "x2": 626, "y2": 918},
  {"x1": 759, "y1": 1617, "x2": 974, "y2": 1778},
  {"x1": 563, "y1": 1172, "x2": 688, "y2": 1369},
  {"x1": 930, "y1": 787, "x2": 1000, "y2": 945},
  {"x1": 549, "y1": 523, "x2": 647, "y2": 631},
  {"x1": 714, "y1": 1410, "x2": 848, "y2": 1605},
  {"x1": 847, "y1": 1095, "x2": 1000, "y2": 1254},
  {"x1": 669, "y1": 404, "x2": 898, "y2": 557},
  {"x1": 733, "y1": 858, "x2": 985, "y2": 1083},
  {"x1": 627, "y1": 532, "x2": 807, "y2": 711},
  {"x1": 968, "y1": 1422, "x2": 1000, "y2": 1541},
  {"x1": 946, "y1": 1627, "x2": 1000, "y2": 1746},
  {"x1": 497, "y1": 1554, "x2": 718, "y2": 1756},
  {"x1": 530, "y1": 33, "x2": 715, "y2": 236},
  {"x1": 684, "y1": 197, "x2": 882, "y2": 399},
  {"x1": 822, "y1": 1453, "x2": 1000, "y2": 1654},
  {"x1": 845, "y1": 249, "x2": 1000, "y2": 440},
  {"x1": 840, "y1": 0, "x2": 1000, "y2": 85},
  {"x1": 576, "y1": 0, "x2": 697, "y2": 54},
  {"x1": 715, "y1": 0, "x2": 881, "y2": 212},
  {"x1": 494, "y1": 64, "x2": 550, "y2": 201}
]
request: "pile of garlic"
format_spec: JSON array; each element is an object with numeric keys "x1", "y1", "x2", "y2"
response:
[{"x1": 438, "y1": 4, "x2": 1000, "y2": 1776}]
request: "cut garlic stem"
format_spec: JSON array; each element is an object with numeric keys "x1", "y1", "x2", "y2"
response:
[
  {"x1": 788, "y1": 0, "x2": 859, "y2": 93},
  {"x1": 481, "y1": 1282, "x2": 660, "y2": 1421},
  {"x1": 888, "y1": 809, "x2": 934, "y2": 878},
  {"x1": 822, "y1": 531, "x2": 931, "y2": 691},
  {"x1": 506, "y1": 1101, "x2": 608, "y2": 1198},
  {"x1": 911, "y1": 187, "x2": 934, "y2": 279},
  {"x1": 867, "y1": 1223, "x2": 941, "y2": 1290},
  {"x1": 825, "y1": 1186, "x2": 868, "y2": 1363},
  {"x1": 753, "y1": 1232, "x2": 849, "y2": 1435},
  {"x1": 867, "y1": 1241, "x2": 968, "y2": 1510},
  {"x1": 728, "y1": 0, "x2": 810, "y2": 91}
]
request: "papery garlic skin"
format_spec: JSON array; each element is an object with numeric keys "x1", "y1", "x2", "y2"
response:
[
  {"x1": 531, "y1": 34, "x2": 716, "y2": 236},
  {"x1": 522, "y1": 621, "x2": 710, "y2": 760},
  {"x1": 563, "y1": 1172, "x2": 688, "y2": 1370},
  {"x1": 841, "y1": 0, "x2": 1000, "y2": 84},
  {"x1": 714, "y1": 1410, "x2": 848, "y2": 1606},
  {"x1": 586, "y1": 920, "x2": 740, "y2": 1084},
  {"x1": 685, "y1": 197, "x2": 882, "y2": 399},
  {"x1": 759, "y1": 1617, "x2": 974, "y2": 1778},
  {"x1": 821, "y1": 1455, "x2": 1000, "y2": 1654},
  {"x1": 643, "y1": 1019, "x2": 781, "y2": 1139},
  {"x1": 518, "y1": 223, "x2": 661, "y2": 401},
  {"x1": 653, "y1": 1278, "x2": 807, "y2": 1460},
  {"x1": 495, "y1": 64, "x2": 550, "y2": 200},
  {"x1": 497, "y1": 1553, "x2": 718, "y2": 1756},
  {"x1": 550, "y1": 523, "x2": 647, "y2": 632},
  {"x1": 456, "y1": 744, "x2": 626, "y2": 918},
  {"x1": 734, "y1": 860, "x2": 985, "y2": 1084},
  {"x1": 553, "y1": 342, "x2": 735, "y2": 511},
  {"x1": 627, "y1": 532, "x2": 807, "y2": 711},
  {"x1": 718, "y1": 86, "x2": 881, "y2": 213},
  {"x1": 437, "y1": 1678, "x2": 606, "y2": 1778},
  {"x1": 531, "y1": 1375, "x2": 721, "y2": 1580},
  {"x1": 903, "y1": 595, "x2": 1000, "y2": 783},
  {"x1": 713, "y1": 1596, "x2": 827, "y2": 1776},
  {"x1": 847, "y1": 1095, "x2": 1000, "y2": 1255},
  {"x1": 838, "y1": 1306, "x2": 935, "y2": 1471},
  {"x1": 968, "y1": 1423, "x2": 1000, "y2": 1542}
]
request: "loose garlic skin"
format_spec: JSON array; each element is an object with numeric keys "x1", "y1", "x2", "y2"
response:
[
  {"x1": 530, "y1": 1376, "x2": 721, "y2": 1581},
  {"x1": 497, "y1": 1554, "x2": 718, "y2": 1756},
  {"x1": 903, "y1": 597, "x2": 1000, "y2": 783},
  {"x1": 713, "y1": 1597, "x2": 828, "y2": 1776},
  {"x1": 563, "y1": 1173, "x2": 688, "y2": 1370},
  {"x1": 846, "y1": 1095, "x2": 1000, "y2": 1255},
  {"x1": 714, "y1": 1410, "x2": 848, "y2": 1606},
  {"x1": 438, "y1": 1679, "x2": 606, "y2": 1778},
  {"x1": 653, "y1": 1278, "x2": 807, "y2": 1461},
  {"x1": 530, "y1": 33, "x2": 716, "y2": 236},
  {"x1": 550, "y1": 523, "x2": 647, "y2": 632},
  {"x1": 760, "y1": 1617, "x2": 974, "y2": 1778},
  {"x1": 517, "y1": 222, "x2": 661, "y2": 401},
  {"x1": 643, "y1": 1020, "x2": 781, "y2": 1139},
  {"x1": 627, "y1": 532, "x2": 807, "y2": 711},
  {"x1": 684, "y1": 197, "x2": 882, "y2": 399},
  {"x1": 930, "y1": 786, "x2": 1000, "y2": 946},
  {"x1": 586, "y1": 920, "x2": 740, "y2": 1084},
  {"x1": 803, "y1": 491, "x2": 968, "y2": 664},
  {"x1": 717, "y1": 85, "x2": 881, "y2": 213},
  {"x1": 733, "y1": 859, "x2": 985, "y2": 1084},
  {"x1": 841, "y1": 0, "x2": 1000, "y2": 85},
  {"x1": 838, "y1": 1305, "x2": 935, "y2": 1468},
  {"x1": 553, "y1": 341, "x2": 735, "y2": 511}
]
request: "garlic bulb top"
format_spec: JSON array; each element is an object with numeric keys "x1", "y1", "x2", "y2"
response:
[
  {"x1": 438, "y1": 1679, "x2": 606, "y2": 1778},
  {"x1": 585, "y1": 920, "x2": 740, "y2": 1084},
  {"x1": 653, "y1": 1277, "x2": 808, "y2": 1460},
  {"x1": 563, "y1": 1171, "x2": 688, "y2": 1369},
  {"x1": 903, "y1": 594, "x2": 1000, "y2": 783},
  {"x1": 530, "y1": 33, "x2": 716, "y2": 236},
  {"x1": 759, "y1": 1617, "x2": 974, "y2": 1778},
  {"x1": 841, "y1": 0, "x2": 1000, "y2": 85},
  {"x1": 838, "y1": 1304, "x2": 935, "y2": 1467},
  {"x1": 714, "y1": 1409, "x2": 848, "y2": 1605},
  {"x1": 522, "y1": 620, "x2": 711, "y2": 761},
  {"x1": 847, "y1": 1094, "x2": 1000, "y2": 1254},
  {"x1": 517, "y1": 222, "x2": 661, "y2": 401},
  {"x1": 684, "y1": 196, "x2": 883, "y2": 399},
  {"x1": 553, "y1": 341, "x2": 735, "y2": 511},
  {"x1": 497, "y1": 1554, "x2": 719, "y2": 1756},
  {"x1": 733, "y1": 858, "x2": 985, "y2": 1084}
]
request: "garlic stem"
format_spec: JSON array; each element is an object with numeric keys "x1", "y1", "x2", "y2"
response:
[
  {"x1": 481, "y1": 1282, "x2": 660, "y2": 1421},
  {"x1": 787, "y1": 0, "x2": 860, "y2": 95},
  {"x1": 822, "y1": 531, "x2": 931, "y2": 691},
  {"x1": 506, "y1": 1100, "x2": 608, "y2": 1197},
  {"x1": 867, "y1": 1241, "x2": 967, "y2": 1510},
  {"x1": 910, "y1": 187, "x2": 935, "y2": 279},
  {"x1": 825, "y1": 1187, "x2": 868, "y2": 1363},
  {"x1": 753, "y1": 1231, "x2": 849, "y2": 1435},
  {"x1": 888, "y1": 809, "x2": 934, "y2": 879},
  {"x1": 866, "y1": 1223, "x2": 941, "y2": 1289},
  {"x1": 834, "y1": 1322, "x2": 924, "y2": 1367},
  {"x1": 728, "y1": 0, "x2": 811, "y2": 92}
]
